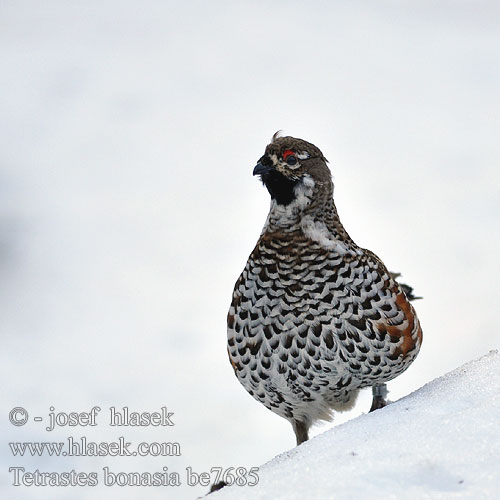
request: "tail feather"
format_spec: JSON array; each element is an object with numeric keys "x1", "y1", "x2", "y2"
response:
[{"x1": 389, "y1": 272, "x2": 423, "y2": 302}]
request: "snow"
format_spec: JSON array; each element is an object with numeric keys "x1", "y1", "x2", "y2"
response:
[{"x1": 212, "y1": 351, "x2": 500, "y2": 500}]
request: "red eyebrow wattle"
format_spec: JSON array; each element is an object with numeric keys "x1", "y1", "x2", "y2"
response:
[{"x1": 283, "y1": 150, "x2": 295, "y2": 160}]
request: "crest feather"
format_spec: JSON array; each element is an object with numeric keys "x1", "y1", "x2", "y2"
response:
[{"x1": 271, "y1": 130, "x2": 283, "y2": 143}]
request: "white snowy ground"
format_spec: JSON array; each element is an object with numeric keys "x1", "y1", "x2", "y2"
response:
[{"x1": 212, "y1": 351, "x2": 500, "y2": 500}]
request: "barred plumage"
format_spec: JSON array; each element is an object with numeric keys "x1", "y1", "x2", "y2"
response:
[{"x1": 227, "y1": 135, "x2": 422, "y2": 445}]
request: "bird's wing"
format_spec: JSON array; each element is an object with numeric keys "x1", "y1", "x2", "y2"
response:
[{"x1": 319, "y1": 249, "x2": 423, "y2": 366}]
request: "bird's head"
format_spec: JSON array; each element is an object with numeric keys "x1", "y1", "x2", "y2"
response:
[{"x1": 253, "y1": 132, "x2": 331, "y2": 207}]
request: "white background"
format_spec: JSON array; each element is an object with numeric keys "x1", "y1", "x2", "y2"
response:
[{"x1": 1, "y1": 1, "x2": 499, "y2": 499}]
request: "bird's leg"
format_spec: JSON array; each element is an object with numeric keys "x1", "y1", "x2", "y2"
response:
[
  {"x1": 292, "y1": 419, "x2": 309, "y2": 445},
  {"x1": 369, "y1": 384, "x2": 388, "y2": 412}
]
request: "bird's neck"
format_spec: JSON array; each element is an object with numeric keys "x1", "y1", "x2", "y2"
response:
[{"x1": 262, "y1": 178, "x2": 355, "y2": 248}]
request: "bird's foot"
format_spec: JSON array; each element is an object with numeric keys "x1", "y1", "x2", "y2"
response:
[
  {"x1": 369, "y1": 384, "x2": 389, "y2": 412},
  {"x1": 201, "y1": 481, "x2": 226, "y2": 496},
  {"x1": 369, "y1": 395, "x2": 388, "y2": 412}
]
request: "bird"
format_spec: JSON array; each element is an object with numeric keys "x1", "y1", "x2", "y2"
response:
[{"x1": 227, "y1": 133, "x2": 423, "y2": 445}]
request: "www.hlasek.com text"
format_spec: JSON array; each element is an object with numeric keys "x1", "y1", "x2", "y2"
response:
[{"x1": 10, "y1": 437, "x2": 181, "y2": 457}]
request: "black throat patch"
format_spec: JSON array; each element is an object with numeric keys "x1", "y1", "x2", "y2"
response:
[{"x1": 259, "y1": 170, "x2": 299, "y2": 206}]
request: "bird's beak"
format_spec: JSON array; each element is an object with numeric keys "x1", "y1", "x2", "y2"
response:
[{"x1": 253, "y1": 162, "x2": 273, "y2": 176}]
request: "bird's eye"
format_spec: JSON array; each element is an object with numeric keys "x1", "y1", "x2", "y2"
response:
[{"x1": 283, "y1": 150, "x2": 297, "y2": 166}]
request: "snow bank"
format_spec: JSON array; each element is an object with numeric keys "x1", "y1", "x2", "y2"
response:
[{"x1": 212, "y1": 351, "x2": 500, "y2": 499}]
